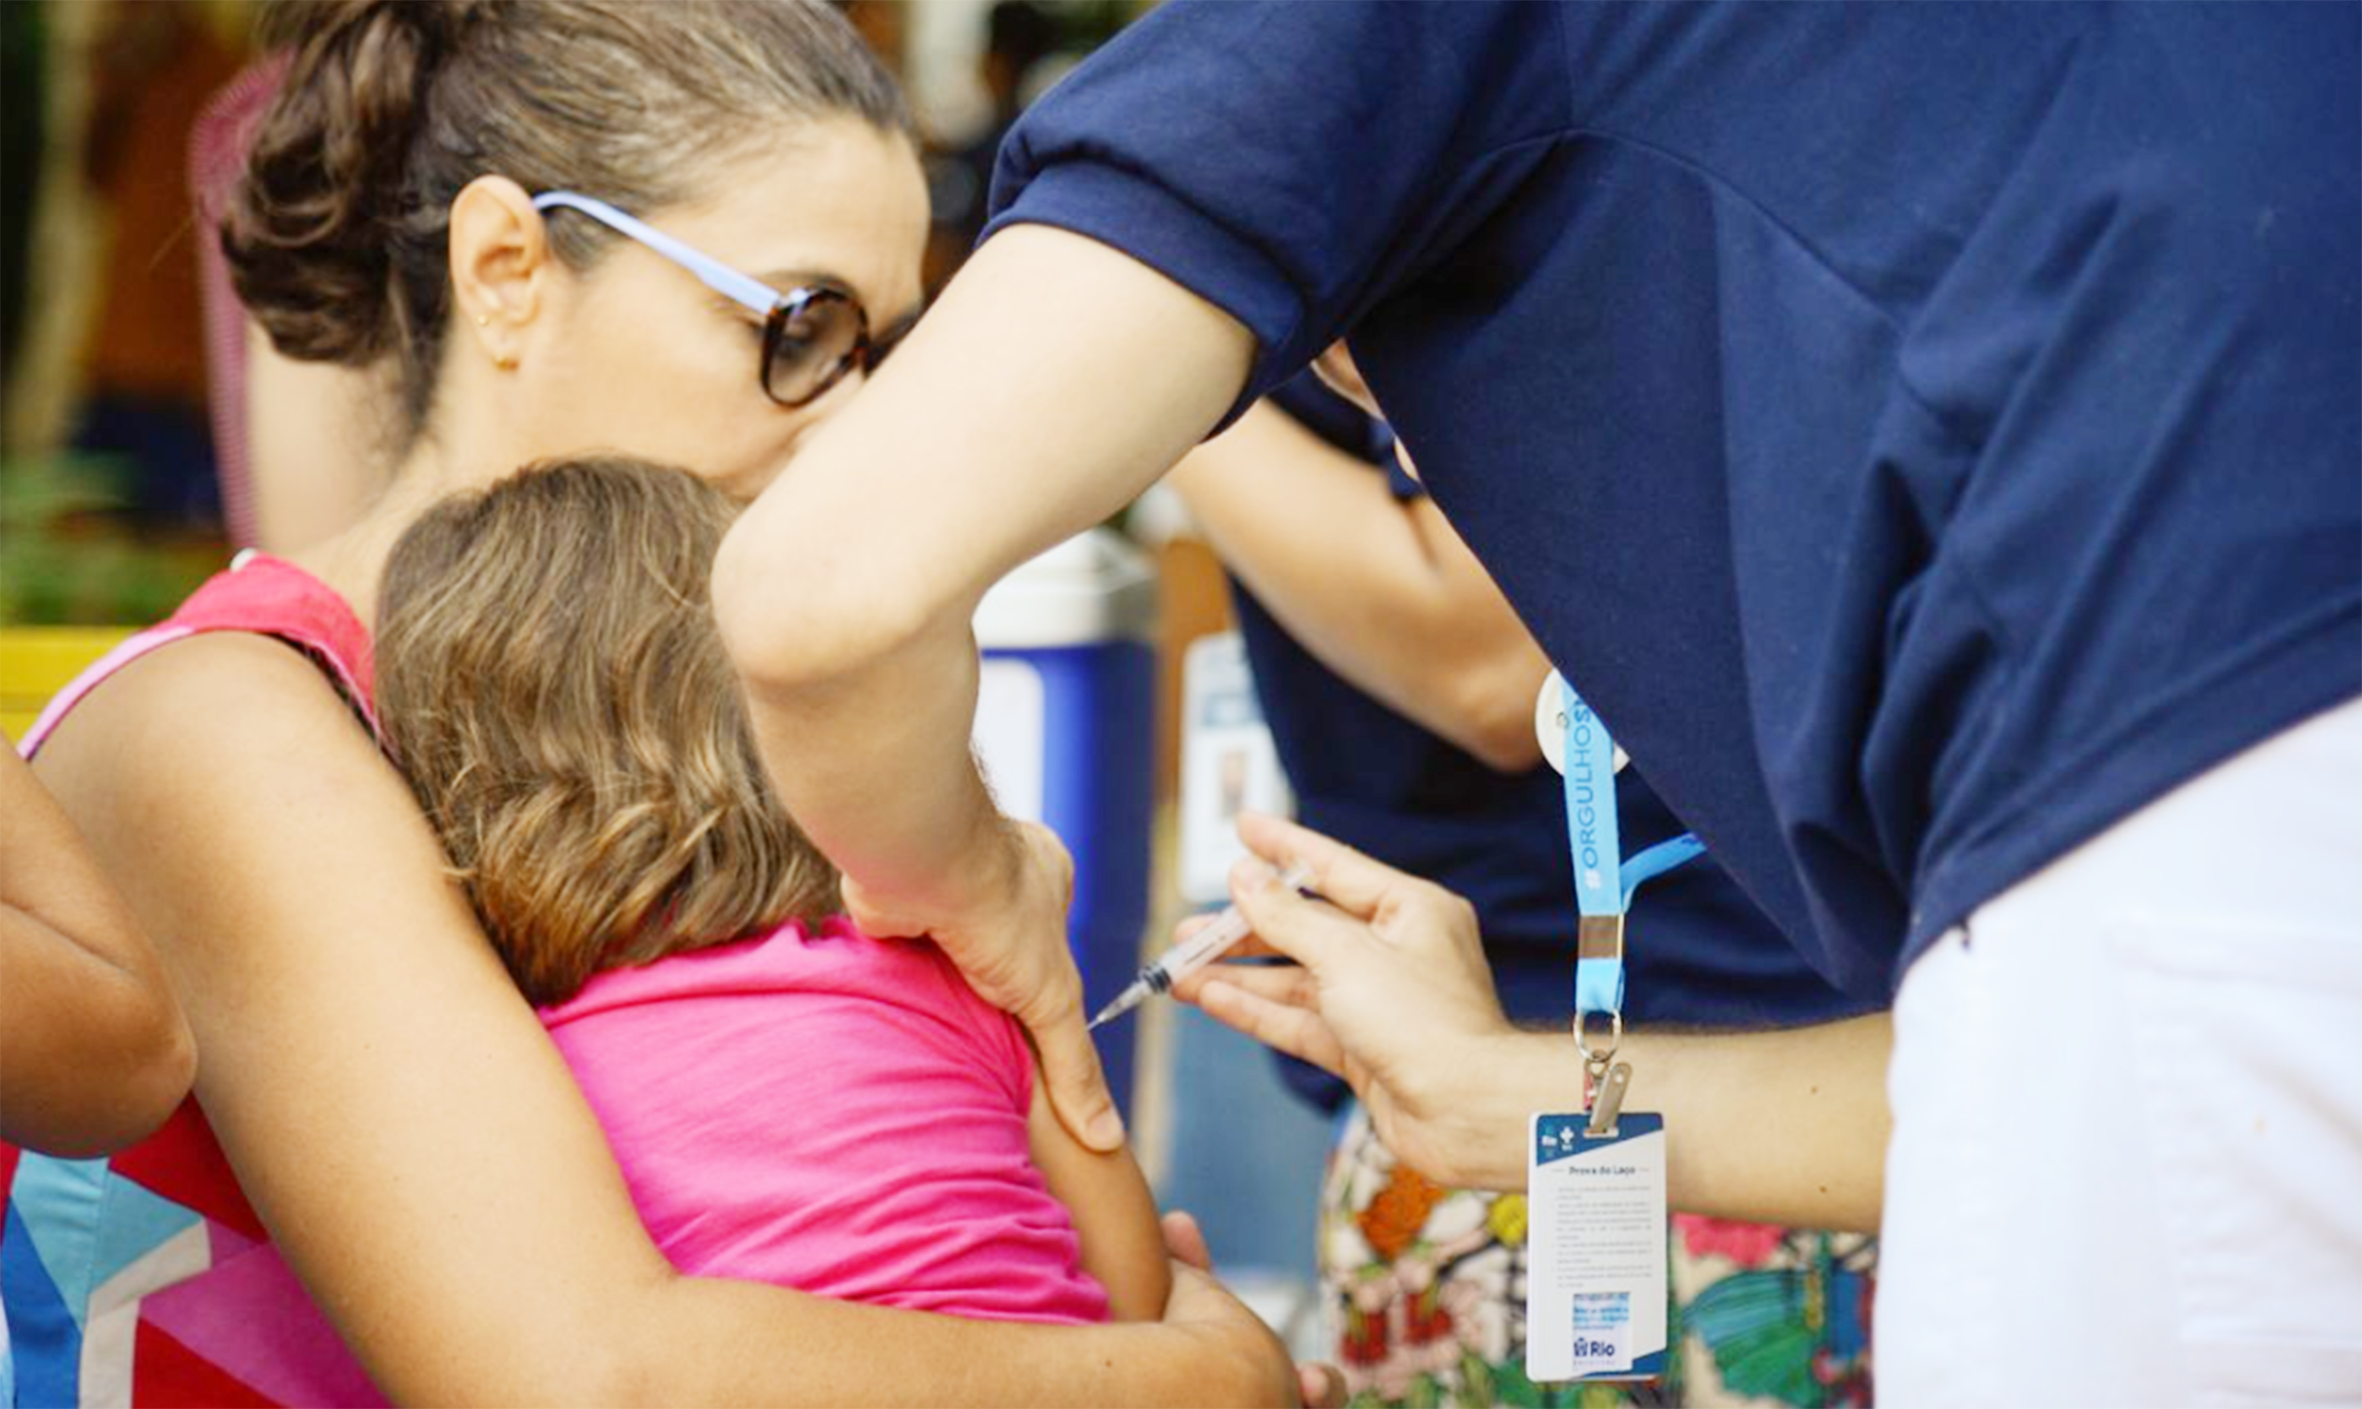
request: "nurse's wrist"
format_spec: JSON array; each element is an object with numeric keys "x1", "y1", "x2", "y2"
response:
[{"x1": 1415, "y1": 1029, "x2": 1586, "y2": 1192}]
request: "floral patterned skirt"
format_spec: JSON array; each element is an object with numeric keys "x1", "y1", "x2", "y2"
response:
[{"x1": 1318, "y1": 1105, "x2": 1877, "y2": 1408}]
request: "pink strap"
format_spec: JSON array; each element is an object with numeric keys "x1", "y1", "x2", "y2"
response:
[
  {"x1": 18, "y1": 554, "x2": 378, "y2": 761},
  {"x1": 17, "y1": 627, "x2": 195, "y2": 758}
]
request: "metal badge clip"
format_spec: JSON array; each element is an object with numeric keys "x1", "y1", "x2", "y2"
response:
[{"x1": 1585, "y1": 1061, "x2": 1633, "y2": 1138}]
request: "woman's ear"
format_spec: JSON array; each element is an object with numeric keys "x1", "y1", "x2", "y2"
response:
[{"x1": 448, "y1": 175, "x2": 548, "y2": 369}]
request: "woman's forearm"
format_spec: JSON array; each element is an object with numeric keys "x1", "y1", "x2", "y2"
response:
[
  {"x1": 1191, "y1": 815, "x2": 1889, "y2": 1237},
  {"x1": 0, "y1": 741, "x2": 195, "y2": 1156},
  {"x1": 0, "y1": 906, "x2": 196, "y2": 1156},
  {"x1": 1440, "y1": 1017, "x2": 1891, "y2": 1232},
  {"x1": 610, "y1": 1271, "x2": 1290, "y2": 1408}
]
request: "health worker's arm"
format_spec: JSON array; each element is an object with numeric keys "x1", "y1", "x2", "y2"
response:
[
  {"x1": 0, "y1": 737, "x2": 195, "y2": 1157},
  {"x1": 713, "y1": 225, "x2": 1256, "y2": 1155},
  {"x1": 30, "y1": 634, "x2": 1297, "y2": 1407},
  {"x1": 1175, "y1": 813, "x2": 1891, "y2": 1235},
  {"x1": 1166, "y1": 400, "x2": 1551, "y2": 772}
]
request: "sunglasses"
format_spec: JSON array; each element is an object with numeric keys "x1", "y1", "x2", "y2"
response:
[{"x1": 531, "y1": 191, "x2": 913, "y2": 409}]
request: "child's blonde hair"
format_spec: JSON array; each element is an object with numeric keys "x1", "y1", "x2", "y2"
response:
[{"x1": 375, "y1": 456, "x2": 840, "y2": 1006}]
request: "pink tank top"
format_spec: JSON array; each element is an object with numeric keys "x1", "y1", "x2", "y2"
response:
[
  {"x1": 19, "y1": 549, "x2": 377, "y2": 754},
  {"x1": 8, "y1": 552, "x2": 386, "y2": 1407}
]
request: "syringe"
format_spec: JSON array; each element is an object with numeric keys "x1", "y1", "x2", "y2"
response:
[{"x1": 1087, "y1": 861, "x2": 1318, "y2": 1031}]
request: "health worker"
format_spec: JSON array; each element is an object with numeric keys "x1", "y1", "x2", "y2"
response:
[{"x1": 710, "y1": 6, "x2": 2362, "y2": 1402}]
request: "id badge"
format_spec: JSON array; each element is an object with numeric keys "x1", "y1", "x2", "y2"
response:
[{"x1": 1524, "y1": 1111, "x2": 1669, "y2": 1383}]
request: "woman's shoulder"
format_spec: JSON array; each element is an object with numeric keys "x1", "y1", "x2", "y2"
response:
[
  {"x1": 85, "y1": 627, "x2": 366, "y2": 744},
  {"x1": 30, "y1": 628, "x2": 395, "y2": 905},
  {"x1": 35, "y1": 553, "x2": 374, "y2": 755},
  {"x1": 28, "y1": 560, "x2": 394, "y2": 876}
]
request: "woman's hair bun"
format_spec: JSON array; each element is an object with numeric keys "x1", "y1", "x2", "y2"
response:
[{"x1": 222, "y1": 1, "x2": 491, "y2": 365}]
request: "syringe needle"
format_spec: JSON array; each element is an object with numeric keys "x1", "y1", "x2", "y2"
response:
[{"x1": 1086, "y1": 860, "x2": 1316, "y2": 1031}]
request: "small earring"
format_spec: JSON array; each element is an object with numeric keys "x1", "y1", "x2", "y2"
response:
[
  {"x1": 494, "y1": 352, "x2": 517, "y2": 370},
  {"x1": 475, "y1": 314, "x2": 491, "y2": 328}
]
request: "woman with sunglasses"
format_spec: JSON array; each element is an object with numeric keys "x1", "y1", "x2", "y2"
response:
[
  {"x1": 2, "y1": 3, "x2": 1295, "y2": 1404},
  {"x1": 709, "y1": 3, "x2": 2359, "y2": 1404}
]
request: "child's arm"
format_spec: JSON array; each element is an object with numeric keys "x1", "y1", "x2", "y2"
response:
[{"x1": 1027, "y1": 1071, "x2": 1173, "y2": 1321}]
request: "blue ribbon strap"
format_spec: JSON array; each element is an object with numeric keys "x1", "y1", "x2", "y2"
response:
[
  {"x1": 1560, "y1": 678, "x2": 1701, "y2": 1023},
  {"x1": 1622, "y1": 833, "x2": 1706, "y2": 910},
  {"x1": 1560, "y1": 683, "x2": 1622, "y2": 920}
]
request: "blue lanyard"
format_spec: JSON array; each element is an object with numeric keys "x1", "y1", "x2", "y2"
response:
[{"x1": 1560, "y1": 679, "x2": 1703, "y2": 1022}]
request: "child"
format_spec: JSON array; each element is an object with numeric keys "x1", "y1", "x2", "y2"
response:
[{"x1": 372, "y1": 456, "x2": 1166, "y2": 1325}]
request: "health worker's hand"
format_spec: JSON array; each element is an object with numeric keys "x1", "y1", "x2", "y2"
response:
[
  {"x1": 1172, "y1": 813, "x2": 1520, "y2": 1188},
  {"x1": 842, "y1": 816, "x2": 1124, "y2": 1152}
]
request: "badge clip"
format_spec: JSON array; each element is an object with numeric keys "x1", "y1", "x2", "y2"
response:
[{"x1": 1586, "y1": 1061, "x2": 1633, "y2": 1138}]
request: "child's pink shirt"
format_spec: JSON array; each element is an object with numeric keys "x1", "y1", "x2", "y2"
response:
[{"x1": 538, "y1": 916, "x2": 1111, "y2": 1325}]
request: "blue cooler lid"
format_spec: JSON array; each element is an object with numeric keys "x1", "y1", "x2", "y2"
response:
[{"x1": 974, "y1": 527, "x2": 1158, "y2": 648}]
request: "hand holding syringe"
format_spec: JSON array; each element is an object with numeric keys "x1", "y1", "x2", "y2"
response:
[{"x1": 1087, "y1": 860, "x2": 1318, "y2": 1030}]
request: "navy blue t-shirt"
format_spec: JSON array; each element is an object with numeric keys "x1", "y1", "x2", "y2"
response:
[
  {"x1": 1235, "y1": 374, "x2": 1868, "y2": 1038},
  {"x1": 990, "y1": 2, "x2": 2361, "y2": 996}
]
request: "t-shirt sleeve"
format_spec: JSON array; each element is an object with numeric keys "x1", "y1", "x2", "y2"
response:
[
  {"x1": 919, "y1": 943, "x2": 1036, "y2": 1113},
  {"x1": 984, "y1": 0, "x2": 1571, "y2": 423}
]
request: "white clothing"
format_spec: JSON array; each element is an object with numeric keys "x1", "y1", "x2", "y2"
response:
[{"x1": 1880, "y1": 696, "x2": 2362, "y2": 1407}]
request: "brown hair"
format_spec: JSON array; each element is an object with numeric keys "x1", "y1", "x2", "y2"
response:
[
  {"x1": 374, "y1": 456, "x2": 840, "y2": 1006},
  {"x1": 225, "y1": 0, "x2": 910, "y2": 437}
]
